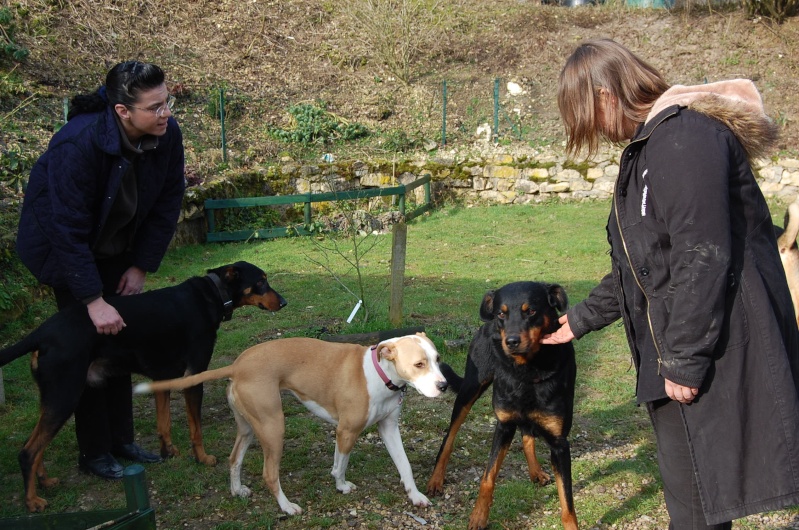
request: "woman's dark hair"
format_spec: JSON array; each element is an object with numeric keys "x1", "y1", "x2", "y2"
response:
[{"x1": 67, "y1": 61, "x2": 165, "y2": 120}]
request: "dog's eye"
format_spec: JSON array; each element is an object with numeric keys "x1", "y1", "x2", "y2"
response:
[
  {"x1": 415, "y1": 361, "x2": 426, "y2": 369},
  {"x1": 526, "y1": 309, "x2": 537, "y2": 317},
  {"x1": 497, "y1": 311, "x2": 506, "y2": 320}
]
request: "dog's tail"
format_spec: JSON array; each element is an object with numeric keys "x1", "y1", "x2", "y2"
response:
[
  {"x1": 0, "y1": 334, "x2": 39, "y2": 368},
  {"x1": 439, "y1": 363, "x2": 464, "y2": 393},
  {"x1": 134, "y1": 365, "x2": 236, "y2": 394}
]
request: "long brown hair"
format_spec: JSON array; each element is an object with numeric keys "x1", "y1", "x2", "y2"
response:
[{"x1": 558, "y1": 38, "x2": 669, "y2": 157}]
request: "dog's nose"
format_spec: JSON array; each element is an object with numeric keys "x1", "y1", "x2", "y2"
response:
[
  {"x1": 278, "y1": 295, "x2": 288, "y2": 308},
  {"x1": 505, "y1": 335, "x2": 521, "y2": 349},
  {"x1": 436, "y1": 380, "x2": 448, "y2": 392}
]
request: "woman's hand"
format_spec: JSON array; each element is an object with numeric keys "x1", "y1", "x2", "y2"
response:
[
  {"x1": 665, "y1": 379, "x2": 699, "y2": 404},
  {"x1": 541, "y1": 314, "x2": 575, "y2": 344},
  {"x1": 86, "y1": 297, "x2": 126, "y2": 335},
  {"x1": 116, "y1": 266, "x2": 146, "y2": 295}
]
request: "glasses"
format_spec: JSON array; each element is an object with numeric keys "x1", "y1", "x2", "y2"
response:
[{"x1": 128, "y1": 95, "x2": 175, "y2": 118}]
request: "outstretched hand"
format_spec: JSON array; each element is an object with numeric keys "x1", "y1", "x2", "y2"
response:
[{"x1": 541, "y1": 314, "x2": 574, "y2": 345}]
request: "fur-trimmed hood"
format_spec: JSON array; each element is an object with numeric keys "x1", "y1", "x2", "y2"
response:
[{"x1": 646, "y1": 79, "x2": 778, "y2": 160}]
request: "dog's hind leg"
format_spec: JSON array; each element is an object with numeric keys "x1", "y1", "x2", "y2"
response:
[
  {"x1": 19, "y1": 406, "x2": 75, "y2": 512},
  {"x1": 427, "y1": 369, "x2": 492, "y2": 496},
  {"x1": 521, "y1": 434, "x2": 551, "y2": 485},
  {"x1": 228, "y1": 386, "x2": 255, "y2": 499},
  {"x1": 233, "y1": 380, "x2": 301, "y2": 515},
  {"x1": 20, "y1": 369, "x2": 84, "y2": 512}
]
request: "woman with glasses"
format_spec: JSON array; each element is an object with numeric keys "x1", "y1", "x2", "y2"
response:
[{"x1": 16, "y1": 60, "x2": 185, "y2": 480}]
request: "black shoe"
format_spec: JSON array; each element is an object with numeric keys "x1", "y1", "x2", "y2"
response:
[
  {"x1": 78, "y1": 453, "x2": 124, "y2": 480},
  {"x1": 112, "y1": 443, "x2": 162, "y2": 464}
]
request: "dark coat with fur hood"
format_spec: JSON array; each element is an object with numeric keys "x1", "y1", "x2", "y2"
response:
[{"x1": 568, "y1": 80, "x2": 799, "y2": 523}]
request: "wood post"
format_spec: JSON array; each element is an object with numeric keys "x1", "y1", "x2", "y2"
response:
[{"x1": 389, "y1": 222, "x2": 407, "y2": 327}]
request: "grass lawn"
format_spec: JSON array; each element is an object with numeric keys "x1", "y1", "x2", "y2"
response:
[{"x1": 0, "y1": 200, "x2": 797, "y2": 529}]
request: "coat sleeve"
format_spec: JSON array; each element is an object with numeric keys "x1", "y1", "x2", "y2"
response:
[
  {"x1": 645, "y1": 114, "x2": 733, "y2": 389},
  {"x1": 131, "y1": 119, "x2": 185, "y2": 273},
  {"x1": 45, "y1": 139, "x2": 105, "y2": 301},
  {"x1": 569, "y1": 271, "x2": 622, "y2": 339}
]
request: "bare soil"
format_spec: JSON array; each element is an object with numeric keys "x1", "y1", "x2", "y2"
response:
[{"x1": 8, "y1": 1, "x2": 799, "y2": 166}]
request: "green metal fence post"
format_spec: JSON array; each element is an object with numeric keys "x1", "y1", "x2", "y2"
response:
[
  {"x1": 219, "y1": 87, "x2": 227, "y2": 164},
  {"x1": 441, "y1": 80, "x2": 447, "y2": 147},
  {"x1": 493, "y1": 78, "x2": 500, "y2": 143},
  {"x1": 123, "y1": 465, "x2": 151, "y2": 512}
]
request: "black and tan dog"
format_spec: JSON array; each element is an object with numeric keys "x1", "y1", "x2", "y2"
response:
[
  {"x1": 0, "y1": 261, "x2": 286, "y2": 512},
  {"x1": 427, "y1": 281, "x2": 578, "y2": 530}
]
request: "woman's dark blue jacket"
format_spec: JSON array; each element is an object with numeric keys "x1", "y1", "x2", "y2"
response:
[{"x1": 16, "y1": 104, "x2": 185, "y2": 301}]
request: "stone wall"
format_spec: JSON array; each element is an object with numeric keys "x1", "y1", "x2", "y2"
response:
[{"x1": 175, "y1": 145, "x2": 799, "y2": 242}]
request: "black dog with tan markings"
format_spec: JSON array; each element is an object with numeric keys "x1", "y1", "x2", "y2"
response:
[
  {"x1": 427, "y1": 281, "x2": 578, "y2": 530},
  {"x1": 0, "y1": 261, "x2": 286, "y2": 512}
]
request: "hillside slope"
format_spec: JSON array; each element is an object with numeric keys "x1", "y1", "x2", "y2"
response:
[{"x1": 5, "y1": 0, "x2": 799, "y2": 169}]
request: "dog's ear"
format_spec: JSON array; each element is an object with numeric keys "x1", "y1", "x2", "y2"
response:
[
  {"x1": 377, "y1": 342, "x2": 398, "y2": 361},
  {"x1": 220, "y1": 265, "x2": 240, "y2": 283},
  {"x1": 547, "y1": 284, "x2": 569, "y2": 313},
  {"x1": 479, "y1": 290, "x2": 496, "y2": 322}
]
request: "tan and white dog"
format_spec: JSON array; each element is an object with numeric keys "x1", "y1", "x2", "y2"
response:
[{"x1": 135, "y1": 333, "x2": 447, "y2": 515}]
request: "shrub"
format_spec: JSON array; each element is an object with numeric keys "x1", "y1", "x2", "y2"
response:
[
  {"x1": 270, "y1": 103, "x2": 369, "y2": 145},
  {"x1": 0, "y1": 8, "x2": 29, "y2": 63},
  {"x1": 743, "y1": 0, "x2": 799, "y2": 22}
]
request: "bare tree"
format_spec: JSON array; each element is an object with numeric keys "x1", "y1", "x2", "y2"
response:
[{"x1": 340, "y1": 0, "x2": 443, "y2": 84}]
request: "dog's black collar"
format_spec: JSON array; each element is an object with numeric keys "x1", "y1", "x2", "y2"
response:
[
  {"x1": 370, "y1": 344, "x2": 406, "y2": 392},
  {"x1": 206, "y1": 273, "x2": 234, "y2": 321}
]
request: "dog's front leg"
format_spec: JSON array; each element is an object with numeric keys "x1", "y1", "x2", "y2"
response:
[
  {"x1": 549, "y1": 436, "x2": 578, "y2": 530},
  {"x1": 154, "y1": 390, "x2": 180, "y2": 458},
  {"x1": 332, "y1": 425, "x2": 358, "y2": 494},
  {"x1": 468, "y1": 421, "x2": 515, "y2": 530},
  {"x1": 377, "y1": 414, "x2": 430, "y2": 507},
  {"x1": 184, "y1": 384, "x2": 217, "y2": 465}
]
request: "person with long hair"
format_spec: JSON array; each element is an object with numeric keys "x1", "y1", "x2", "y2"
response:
[
  {"x1": 546, "y1": 38, "x2": 799, "y2": 529},
  {"x1": 16, "y1": 61, "x2": 185, "y2": 479}
]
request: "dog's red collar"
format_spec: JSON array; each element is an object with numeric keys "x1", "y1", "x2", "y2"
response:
[
  {"x1": 370, "y1": 344, "x2": 406, "y2": 392},
  {"x1": 206, "y1": 273, "x2": 234, "y2": 321}
]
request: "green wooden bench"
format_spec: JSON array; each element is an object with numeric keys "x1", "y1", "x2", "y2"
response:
[
  {"x1": 0, "y1": 465, "x2": 156, "y2": 530},
  {"x1": 205, "y1": 175, "x2": 432, "y2": 242}
]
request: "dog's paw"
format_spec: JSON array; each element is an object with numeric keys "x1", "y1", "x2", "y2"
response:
[
  {"x1": 39, "y1": 476, "x2": 59, "y2": 489},
  {"x1": 530, "y1": 469, "x2": 551, "y2": 486},
  {"x1": 25, "y1": 495, "x2": 49, "y2": 513},
  {"x1": 409, "y1": 490, "x2": 431, "y2": 507},
  {"x1": 426, "y1": 479, "x2": 444, "y2": 496},
  {"x1": 279, "y1": 500, "x2": 303, "y2": 515},
  {"x1": 161, "y1": 444, "x2": 180, "y2": 459},
  {"x1": 231, "y1": 485, "x2": 252, "y2": 498},
  {"x1": 337, "y1": 480, "x2": 357, "y2": 494},
  {"x1": 201, "y1": 454, "x2": 217, "y2": 466}
]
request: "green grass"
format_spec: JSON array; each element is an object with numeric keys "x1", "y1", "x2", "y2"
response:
[{"x1": 0, "y1": 201, "x2": 797, "y2": 529}]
